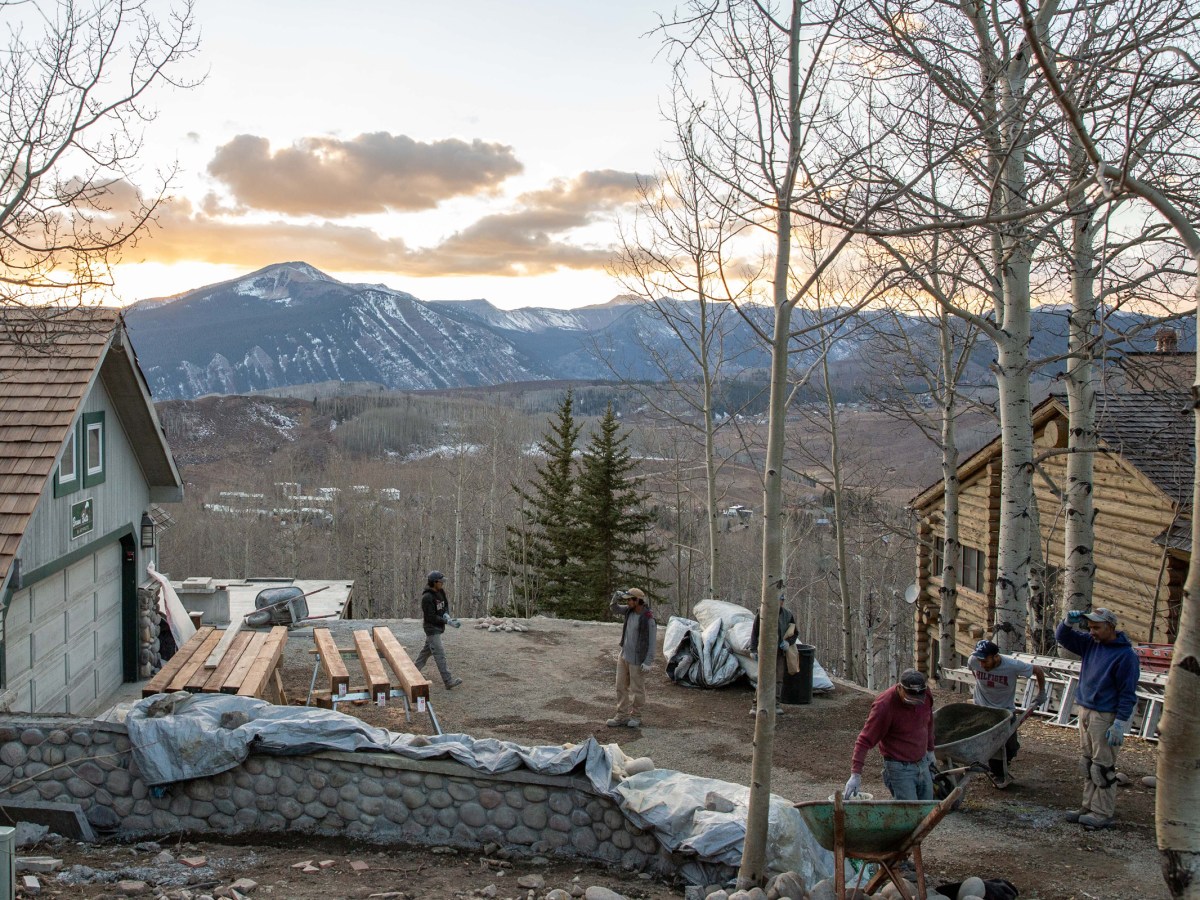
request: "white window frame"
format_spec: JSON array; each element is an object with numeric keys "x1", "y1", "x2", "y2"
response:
[
  {"x1": 58, "y1": 428, "x2": 78, "y2": 486},
  {"x1": 86, "y1": 421, "x2": 104, "y2": 477}
]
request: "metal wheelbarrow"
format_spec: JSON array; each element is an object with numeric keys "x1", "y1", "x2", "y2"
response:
[
  {"x1": 795, "y1": 788, "x2": 963, "y2": 900},
  {"x1": 933, "y1": 702, "x2": 1034, "y2": 797}
]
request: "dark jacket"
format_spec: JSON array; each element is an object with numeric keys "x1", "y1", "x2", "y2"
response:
[
  {"x1": 1055, "y1": 622, "x2": 1141, "y2": 720},
  {"x1": 421, "y1": 586, "x2": 450, "y2": 636},
  {"x1": 611, "y1": 598, "x2": 656, "y2": 666},
  {"x1": 750, "y1": 606, "x2": 797, "y2": 655}
]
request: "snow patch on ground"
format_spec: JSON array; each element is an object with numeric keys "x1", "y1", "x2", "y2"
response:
[{"x1": 404, "y1": 443, "x2": 483, "y2": 461}]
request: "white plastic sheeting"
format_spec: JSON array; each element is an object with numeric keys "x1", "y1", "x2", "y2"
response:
[
  {"x1": 685, "y1": 599, "x2": 837, "y2": 693},
  {"x1": 663, "y1": 616, "x2": 742, "y2": 687},
  {"x1": 615, "y1": 769, "x2": 837, "y2": 886},
  {"x1": 125, "y1": 692, "x2": 836, "y2": 885}
]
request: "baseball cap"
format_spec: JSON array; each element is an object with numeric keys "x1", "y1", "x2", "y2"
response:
[
  {"x1": 427, "y1": 570, "x2": 444, "y2": 584},
  {"x1": 624, "y1": 587, "x2": 646, "y2": 601},
  {"x1": 972, "y1": 639, "x2": 1000, "y2": 659},
  {"x1": 1083, "y1": 608, "x2": 1118, "y2": 626},
  {"x1": 899, "y1": 669, "x2": 927, "y2": 694}
]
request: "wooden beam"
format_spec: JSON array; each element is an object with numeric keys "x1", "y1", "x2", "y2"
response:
[
  {"x1": 313, "y1": 627, "x2": 350, "y2": 698},
  {"x1": 142, "y1": 626, "x2": 214, "y2": 697},
  {"x1": 237, "y1": 627, "x2": 289, "y2": 699},
  {"x1": 203, "y1": 631, "x2": 253, "y2": 692},
  {"x1": 205, "y1": 620, "x2": 243, "y2": 670},
  {"x1": 352, "y1": 629, "x2": 390, "y2": 703},
  {"x1": 166, "y1": 627, "x2": 220, "y2": 693},
  {"x1": 373, "y1": 626, "x2": 430, "y2": 703},
  {"x1": 182, "y1": 629, "x2": 227, "y2": 691},
  {"x1": 223, "y1": 631, "x2": 269, "y2": 694}
]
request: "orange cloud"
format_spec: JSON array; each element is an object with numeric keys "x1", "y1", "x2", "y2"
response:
[
  {"x1": 207, "y1": 132, "x2": 523, "y2": 216},
  {"x1": 130, "y1": 168, "x2": 650, "y2": 277}
]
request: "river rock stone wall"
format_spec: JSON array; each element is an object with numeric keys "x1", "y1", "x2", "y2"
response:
[
  {"x1": 0, "y1": 717, "x2": 671, "y2": 875},
  {"x1": 137, "y1": 584, "x2": 165, "y2": 679}
]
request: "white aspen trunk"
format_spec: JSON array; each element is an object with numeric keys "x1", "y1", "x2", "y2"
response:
[
  {"x1": 991, "y1": 54, "x2": 1035, "y2": 654},
  {"x1": 1062, "y1": 142, "x2": 1097, "y2": 622},
  {"x1": 820, "y1": 346, "x2": 855, "y2": 680},
  {"x1": 739, "y1": 6, "x2": 801, "y2": 881},
  {"x1": 938, "y1": 308, "x2": 963, "y2": 672}
]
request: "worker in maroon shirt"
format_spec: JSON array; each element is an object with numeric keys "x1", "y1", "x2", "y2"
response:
[{"x1": 843, "y1": 669, "x2": 936, "y2": 801}]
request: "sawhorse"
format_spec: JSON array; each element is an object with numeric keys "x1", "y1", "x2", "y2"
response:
[{"x1": 306, "y1": 626, "x2": 440, "y2": 733}]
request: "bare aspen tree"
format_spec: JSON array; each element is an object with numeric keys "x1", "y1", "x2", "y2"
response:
[
  {"x1": 0, "y1": 0, "x2": 199, "y2": 334},
  {"x1": 1015, "y1": 0, "x2": 1200, "y2": 891}
]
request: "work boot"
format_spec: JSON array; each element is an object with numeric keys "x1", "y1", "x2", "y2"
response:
[
  {"x1": 445, "y1": 677, "x2": 462, "y2": 689},
  {"x1": 1064, "y1": 809, "x2": 1087, "y2": 823},
  {"x1": 775, "y1": 704, "x2": 785, "y2": 715},
  {"x1": 994, "y1": 775, "x2": 1014, "y2": 789},
  {"x1": 1078, "y1": 813, "x2": 1113, "y2": 828},
  {"x1": 626, "y1": 717, "x2": 642, "y2": 728},
  {"x1": 606, "y1": 717, "x2": 629, "y2": 727}
]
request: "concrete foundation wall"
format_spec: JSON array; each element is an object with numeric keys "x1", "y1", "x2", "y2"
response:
[{"x1": 0, "y1": 717, "x2": 671, "y2": 875}]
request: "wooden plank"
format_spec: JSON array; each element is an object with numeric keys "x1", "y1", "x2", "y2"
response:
[
  {"x1": 352, "y1": 629, "x2": 390, "y2": 703},
  {"x1": 223, "y1": 631, "x2": 269, "y2": 693},
  {"x1": 142, "y1": 627, "x2": 213, "y2": 697},
  {"x1": 272, "y1": 668, "x2": 288, "y2": 706},
  {"x1": 313, "y1": 627, "x2": 351, "y2": 698},
  {"x1": 237, "y1": 627, "x2": 289, "y2": 699},
  {"x1": 181, "y1": 628, "x2": 228, "y2": 696},
  {"x1": 205, "y1": 619, "x2": 243, "y2": 669},
  {"x1": 373, "y1": 626, "x2": 430, "y2": 702},
  {"x1": 203, "y1": 631, "x2": 253, "y2": 692}
]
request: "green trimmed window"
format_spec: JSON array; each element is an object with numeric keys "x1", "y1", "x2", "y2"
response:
[{"x1": 82, "y1": 411, "x2": 106, "y2": 488}]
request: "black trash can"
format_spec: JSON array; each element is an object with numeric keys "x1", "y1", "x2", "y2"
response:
[{"x1": 781, "y1": 644, "x2": 815, "y2": 705}]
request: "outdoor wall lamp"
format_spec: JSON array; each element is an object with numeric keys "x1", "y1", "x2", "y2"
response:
[{"x1": 140, "y1": 512, "x2": 155, "y2": 549}]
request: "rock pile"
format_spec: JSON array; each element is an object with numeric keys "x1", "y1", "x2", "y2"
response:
[
  {"x1": 138, "y1": 583, "x2": 166, "y2": 678},
  {"x1": 475, "y1": 618, "x2": 531, "y2": 633}
]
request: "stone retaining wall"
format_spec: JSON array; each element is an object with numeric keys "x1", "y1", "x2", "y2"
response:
[{"x1": 0, "y1": 717, "x2": 671, "y2": 875}]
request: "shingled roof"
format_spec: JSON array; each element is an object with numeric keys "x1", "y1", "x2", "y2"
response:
[
  {"x1": 1093, "y1": 390, "x2": 1194, "y2": 503},
  {"x1": 0, "y1": 308, "x2": 182, "y2": 587}
]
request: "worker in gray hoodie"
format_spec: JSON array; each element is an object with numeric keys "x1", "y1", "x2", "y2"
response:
[{"x1": 606, "y1": 588, "x2": 656, "y2": 728}]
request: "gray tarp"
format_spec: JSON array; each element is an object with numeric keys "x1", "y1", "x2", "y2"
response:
[
  {"x1": 125, "y1": 692, "x2": 835, "y2": 885},
  {"x1": 663, "y1": 615, "x2": 742, "y2": 687},
  {"x1": 614, "y1": 769, "x2": 837, "y2": 886},
  {"x1": 125, "y1": 693, "x2": 616, "y2": 794},
  {"x1": 692, "y1": 599, "x2": 836, "y2": 693}
]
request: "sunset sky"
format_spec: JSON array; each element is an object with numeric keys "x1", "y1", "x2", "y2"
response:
[{"x1": 114, "y1": 1, "x2": 674, "y2": 309}]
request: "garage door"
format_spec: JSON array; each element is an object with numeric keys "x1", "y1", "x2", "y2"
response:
[{"x1": 4, "y1": 543, "x2": 124, "y2": 714}]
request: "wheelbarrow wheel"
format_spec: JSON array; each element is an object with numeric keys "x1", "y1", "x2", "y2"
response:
[{"x1": 932, "y1": 770, "x2": 966, "y2": 810}]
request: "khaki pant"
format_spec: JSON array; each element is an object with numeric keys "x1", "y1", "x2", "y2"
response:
[
  {"x1": 1079, "y1": 707, "x2": 1120, "y2": 819},
  {"x1": 615, "y1": 658, "x2": 646, "y2": 720}
]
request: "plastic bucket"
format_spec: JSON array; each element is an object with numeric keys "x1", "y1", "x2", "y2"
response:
[{"x1": 781, "y1": 644, "x2": 815, "y2": 704}]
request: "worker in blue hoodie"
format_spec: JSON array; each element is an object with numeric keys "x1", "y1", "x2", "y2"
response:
[{"x1": 1055, "y1": 607, "x2": 1140, "y2": 828}]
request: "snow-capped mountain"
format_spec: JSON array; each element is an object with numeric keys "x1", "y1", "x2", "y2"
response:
[{"x1": 123, "y1": 262, "x2": 771, "y2": 399}]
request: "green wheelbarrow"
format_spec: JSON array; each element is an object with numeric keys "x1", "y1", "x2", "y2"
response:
[{"x1": 795, "y1": 788, "x2": 963, "y2": 900}]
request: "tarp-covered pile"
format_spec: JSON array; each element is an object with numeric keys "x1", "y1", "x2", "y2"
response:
[
  {"x1": 665, "y1": 599, "x2": 835, "y2": 692},
  {"x1": 125, "y1": 692, "x2": 836, "y2": 885}
]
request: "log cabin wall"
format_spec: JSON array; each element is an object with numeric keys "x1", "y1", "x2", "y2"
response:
[{"x1": 1033, "y1": 414, "x2": 1181, "y2": 643}]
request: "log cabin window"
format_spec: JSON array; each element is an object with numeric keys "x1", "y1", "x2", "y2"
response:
[{"x1": 930, "y1": 537, "x2": 986, "y2": 594}]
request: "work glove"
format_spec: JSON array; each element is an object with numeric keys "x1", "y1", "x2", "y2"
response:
[
  {"x1": 1032, "y1": 689, "x2": 1048, "y2": 707},
  {"x1": 924, "y1": 750, "x2": 937, "y2": 771},
  {"x1": 1067, "y1": 610, "x2": 1086, "y2": 626},
  {"x1": 778, "y1": 639, "x2": 789, "y2": 651},
  {"x1": 641, "y1": 662, "x2": 653, "y2": 673},
  {"x1": 441, "y1": 613, "x2": 451, "y2": 624},
  {"x1": 449, "y1": 618, "x2": 462, "y2": 628},
  {"x1": 843, "y1": 773, "x2": 862, "y2": 800},
  {"x1": 1106, "y1": 719, "x2": 1129, "y2": 746}
]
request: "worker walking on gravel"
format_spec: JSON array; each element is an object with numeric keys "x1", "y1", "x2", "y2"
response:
[
  {"x1": 968, "y1": 639, "x2": 1047, "y2": 788},
  {"x1": 606, "y1": 588, "x2": 656, "y2": 728},
  {"x1": 844, "y1": 669, "x2": 936, "y2": 801},
  {"x1": 1055, "y1": 608, "x2": 1140, "y2": 829},
  {"x1": 415, "y1": 571, "x2": 462, "y2": 689}
]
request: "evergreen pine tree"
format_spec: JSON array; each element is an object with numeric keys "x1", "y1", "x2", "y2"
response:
[
  {"x1": 497, "y1": 390, "x2": 586, "y2": 614},
  {"x1": 574, "y1": 404, "x2": 665, "y2": 619}
]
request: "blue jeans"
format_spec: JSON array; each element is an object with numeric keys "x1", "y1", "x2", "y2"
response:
[{"x1": 882, "y1": 758, "x2": 934, "y2": 801}]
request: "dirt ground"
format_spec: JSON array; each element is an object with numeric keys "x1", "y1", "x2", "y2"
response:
[{"x1": 30, "y1": 616, "x2": 1165, "y2": 899}]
